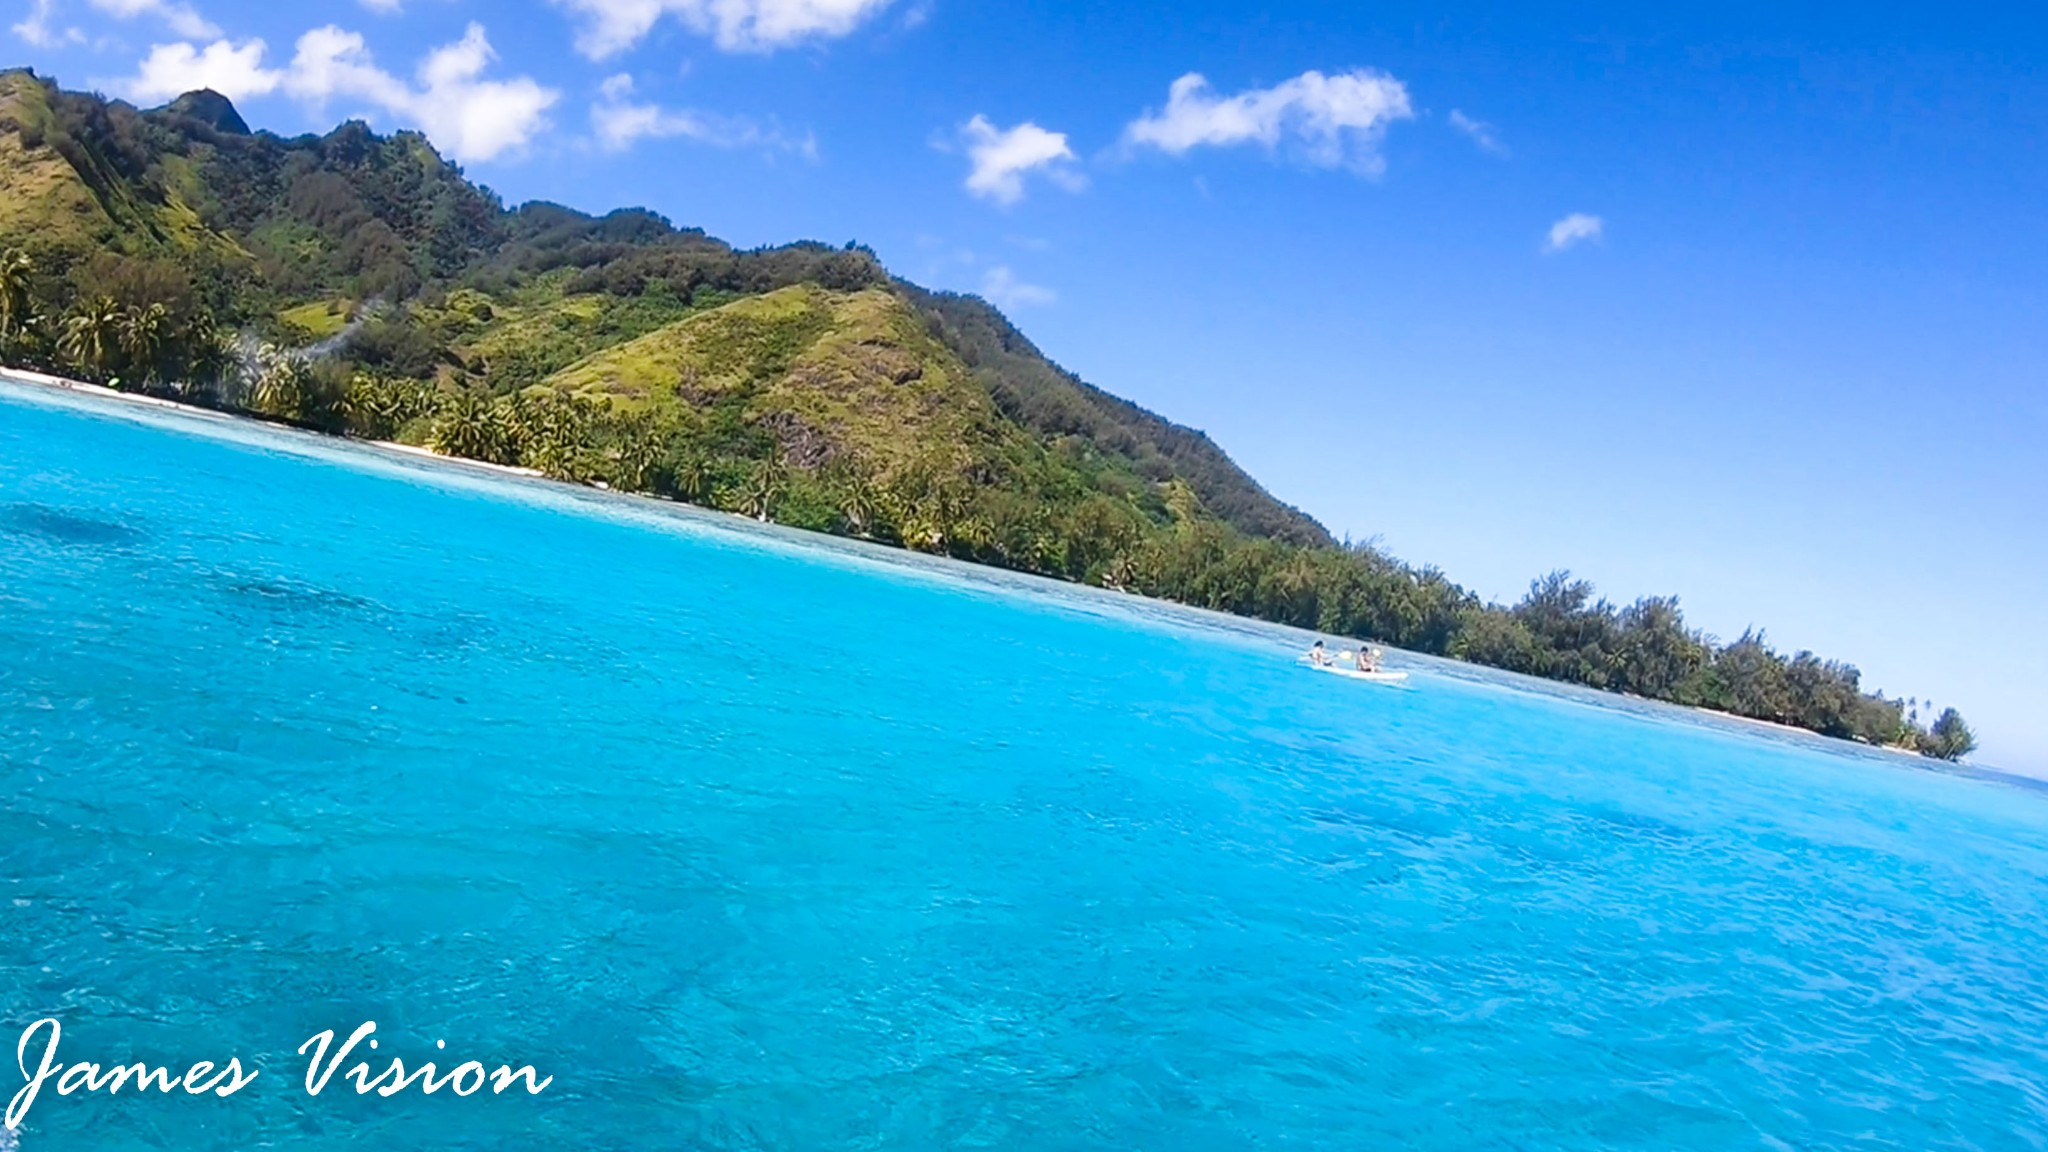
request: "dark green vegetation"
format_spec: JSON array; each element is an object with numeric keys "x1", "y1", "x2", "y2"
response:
[{"x1": 0, "y1": 68, "x2": 1976, "y2": 761}]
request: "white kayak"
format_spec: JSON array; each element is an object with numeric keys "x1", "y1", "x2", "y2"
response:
[{"x1": 1309, "y1": 662, "x2": 1410, "y2": 684}]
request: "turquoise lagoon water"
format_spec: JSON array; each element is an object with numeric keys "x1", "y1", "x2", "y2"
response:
[{"x1": 3, "y1": 378, "x2": 2048, "y2": 1152}]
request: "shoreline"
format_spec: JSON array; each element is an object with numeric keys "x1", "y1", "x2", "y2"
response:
[
  {"x1": 1697, "y1": 706, "x2": 1923, "y2": 756},
  {"x1": 0, "y1": 363, "x2": 1968, "y2": 775},
  {"x1": 0, "y1": 365, "x2": 554, "y2": 483},
  {"x1": 0, "y1": 365, "x2": 223, "y2": 415},
  {"x1": 365, "y1": 438, "x2": 546, "y2": 481}
]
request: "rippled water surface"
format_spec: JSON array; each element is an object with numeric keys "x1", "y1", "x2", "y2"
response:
[{"x1": 4, "y1": 380, "x2": 2047, "y2": 1151}]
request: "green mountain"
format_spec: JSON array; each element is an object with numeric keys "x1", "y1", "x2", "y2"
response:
[
  {"x1": 0, "y1": 67, "x2": 1328, "y2": 548},
  {"x1": 0, "y1": 68, "x2": 1977, "y2": 762}
]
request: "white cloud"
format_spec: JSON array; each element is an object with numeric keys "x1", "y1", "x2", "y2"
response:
[
  {"x1": 358, "y1": 0, "x2": 403, "y2": 12},
  {"x1": 981, "y1": 266, "x2": 1054, "y2": 310},
  {"x1": 1545, "y1": 213, "x2": 1604, "y2": 253},
  {"x1": 13, "y1": 0, "x2": 83, "y2": 46},
  {"x1": 1123, "y1": 68, "x2": 1414, "y2": 175},
  {"x1": 591, "y1": 73, "x2": 814, "y2": 157},
  {"x1": 120, "y1": 38, "x2": 281, "y2": 102},
  {"x1": 284, "y1": 23, "x2": 559, "y2": 162},
  {"x1": 89, "y1": 0, "x2": 220, "y2": 39},
  {"x1": 552, "y1": 0, "x2": 898, "y2": 57},
  {"x1": 1448, "y1": 109, "x2": 1506, "y2": 156},
  {"x1": 281, "y1": 25, "x2": 411, "y2": 112},
  {"x1": 110, "y1": 23, "x2": 558, "y2": 163},
  {"x1": 958, "y1": 115, "x2": 1082, "y2": 206}
]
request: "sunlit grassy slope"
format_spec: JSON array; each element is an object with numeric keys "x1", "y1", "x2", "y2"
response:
[{"x1": 546, "y1": 285, "x2": 1045, "y2": 474}]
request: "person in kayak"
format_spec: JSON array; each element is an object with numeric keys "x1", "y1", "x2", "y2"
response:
[
  {"x1": 1355, "y1": 646, "x2": 1384, "y2": 673},
  {"x1": 1308, "y1": 641, "x2": 1333, "y2": 667}
]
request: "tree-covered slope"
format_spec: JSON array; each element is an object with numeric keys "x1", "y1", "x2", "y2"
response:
[
  {"x1": 896, "y1": 282, "x2": 1332, "y2": 548},
  {"x1": 0, "y1": 68, "x2": 1312, "y2": 544},
  {"x1": 0, "y1": 69, "x2": 1977, "y2": 761},
  {"x1": 0, "y1": 69, "x2": 235, "y2": 258}
]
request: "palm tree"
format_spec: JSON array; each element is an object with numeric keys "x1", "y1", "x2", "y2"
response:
[
  {"x1": 164, "y1": 309, "x2": 217, "y2": 396},
  {"x1": 835, "y1": 468, "x2": 879, "y2": 536},
  {"x1": 342, "y1": 375, "x2": 391, "y2": 437},
  {"x1": 668, "y1": 453, "x2": 710, "y2": 504},
  {"x1": 522, "y1": 393, "x2": 596, "y2": 480},
  {"x1": 186, "y1": 326, "x2": 243, "y2": 403},
  {"x1": 250, "y1": 343, "x2": 310, "y2": 418},
  {"x1": 427, "y1": 391, "x2": 507, "y2": 461},
  {"x1": 58, "y1": 297, "x2": 123, "y2": 382},
  {"x1": 1103, "y1": 554, "x2": 1140, "y2": 592},
  {"x1": 1926, "y1": 708, "x2": 1977, "y2": 761},
  {"x1": 0, "y1": 249, "x2": 33, "y2": 349},
  {"x1": 118, "y1": 302, "x2": 172, "y2": 388},
  {"x1": 608, "y1": 415, "x2": 664, "y2": 492},
  {"x1": 1028, "y1": 528, "x2": 1068, "y2": 575},
  {"x1": 1266, "y1": 549, "x2": 1323, "y2": 630},
  {"x1": 738, "y1": 460, "x2": 784, "y2": 521},
  {"x1": 896, "y1": 504, "x2": 947, "y2": 553},
  {"x1": 1, "y1": 302, "x2": 49, "y2": 370},
  {"x1": 949, "y1": 511, "x2": 996, "y2": 559}
]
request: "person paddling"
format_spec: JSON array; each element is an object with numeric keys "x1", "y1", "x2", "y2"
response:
[{"x1": 1308, "y1": 640, "x2": 1333, "y2": 667}]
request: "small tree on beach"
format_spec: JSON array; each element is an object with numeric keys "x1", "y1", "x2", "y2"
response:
[
  {"x1": 171, "y1": 312, "x2": 231, "y2": 398},
  {"x1": 606, "y1": 412, "x2": 666, "y2": 493},
  {"x1": 1922, "y1": 709, "x2": 1977, "y2": 762},
  {"x1": 828, "y1": 462, "x2": 880, "y2": 536},
  {"x1": 510, "y1": 390, "x2": 601, "y2": 481},
  {"x1": 659, "y1": 450, "x2": 711, "y2": 504},
  {"x1": 341, "y1": 374, "x2": 435, "y2": 440},
  {"x1": 58, "y1": 297, "x2": 124, "y2": 382},
  {"x1": 0, "y1": 249, "x2": 34, "y2": 350},
  {"x1": 427, "y1": 390, "x2": 510, "y2": 461},
  {"x1": 118, "y1": 302, "x2": 173, "y2": 387},
  {"x1": 185, "y1": 326, "x2": 247, "y2": 405},
  {"x1": 738, "y1": 459, "x2": 785, "y2": 521},
  {"x1": 250, "y1": 344, "x2": 313, "y2": 419}
]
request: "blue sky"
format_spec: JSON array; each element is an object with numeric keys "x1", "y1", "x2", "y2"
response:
[{"x1": 11, "y1": 0, "x2": 2048, "y2": 771}]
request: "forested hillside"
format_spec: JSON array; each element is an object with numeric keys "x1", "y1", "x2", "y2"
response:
[{"x1": 0, "y1": 68, "x2": 1977, "y2": 761}]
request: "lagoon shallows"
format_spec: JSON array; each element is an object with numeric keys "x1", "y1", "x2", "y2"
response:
[{"x1": 4, "y1": 380, "x2": 2047, "y2": 1151}]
